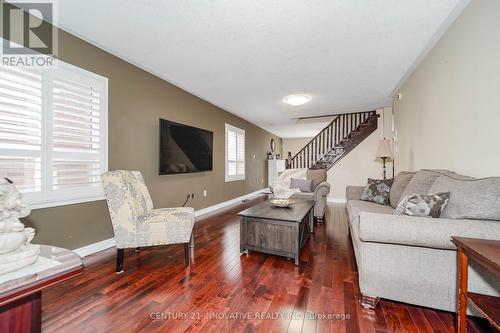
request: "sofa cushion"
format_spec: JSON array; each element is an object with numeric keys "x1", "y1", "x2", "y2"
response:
[
  {"x1": 307, "y1": 169, "x2": 327, "y2": 190},
  {"x1": 393, "y1": 192, "x2": 450, "y2": 218},
  {"x1": 389, "y1": 171, "x2": 416, "y2": 208},
  {"x1": 290, "y1": 178, "x2": 314, "y2": 193},
  {"x1": 347, "y1": 200, "x2": 394, "y2": 243},
  {"x1": 358, "y1": 211, "x2": 500, "y2": 250},
  {"x1": 429, "y1": 174, "x2": 500, "y2": 220},
  {"x1": 347, "y1": 200, "x2": 394, "y2": 221},
  {"x1": 398, "y1": 169, "x2": 444, "y2": 204},
  {"x1": 360, "y1": 178, "x2": 393, "y2": 206}
]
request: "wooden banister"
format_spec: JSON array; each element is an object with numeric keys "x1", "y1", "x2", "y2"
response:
[{"x1": 289, "y1": 110, "x2": 378, "y2": 170}]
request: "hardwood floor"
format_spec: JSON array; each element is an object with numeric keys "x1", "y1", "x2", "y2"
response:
[{"x1": 41, "y1": 195, "x2": 493, "y2": 332}]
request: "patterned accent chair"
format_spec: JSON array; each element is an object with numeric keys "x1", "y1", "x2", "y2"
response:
[{"x1": 101, "y1": 170, "x2": 195, "y2": 273}]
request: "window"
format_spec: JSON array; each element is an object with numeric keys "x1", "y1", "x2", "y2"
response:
[
  {"x1": 225, "y1": 123, "x2": 245, "y2": 182},
  {"x1": 0, "y1": 61, "x2": 108, "y2": 208}
]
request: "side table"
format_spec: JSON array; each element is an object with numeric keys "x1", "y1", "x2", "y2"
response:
[{"x1": 451, "y1": 237, "x2": 499, "y2": 333}]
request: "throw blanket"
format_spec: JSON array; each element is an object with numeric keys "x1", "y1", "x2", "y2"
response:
[{"x1": 270, "y1": 168, "x2": 307, "y2": 199}]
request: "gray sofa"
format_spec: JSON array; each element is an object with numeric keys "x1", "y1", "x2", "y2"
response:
[{"x1": 346, "y1": 169, "x2": 500, "y2": 313}]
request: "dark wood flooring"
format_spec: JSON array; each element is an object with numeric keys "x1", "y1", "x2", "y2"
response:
[{"x1": 41, "y1": 195, "x2": 493, "y2": 332}]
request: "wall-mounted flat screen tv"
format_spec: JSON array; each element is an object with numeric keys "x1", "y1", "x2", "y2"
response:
[{"x1": 159, "y1": 119, "x2": 213, "y2": 175}]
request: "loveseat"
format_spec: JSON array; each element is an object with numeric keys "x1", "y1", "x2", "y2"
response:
[
  {"x1": 270, "y1": 168, "x2": 330, "y2": 221},
  {"x1": 346, "y1": 169, "x2": 500, "y2": 313}
]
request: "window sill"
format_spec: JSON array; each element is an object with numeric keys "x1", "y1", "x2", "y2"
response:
[
  {"x1": 225, "y1": 176, "x2": 246, "y2": 182},
  {"x1": 30, "y1": 195, "x2": 105, "y2": 210}
]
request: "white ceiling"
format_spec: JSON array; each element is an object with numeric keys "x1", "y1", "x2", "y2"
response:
[{"x1": 55, "y1": 0, "x2": 468, "y2": 138}]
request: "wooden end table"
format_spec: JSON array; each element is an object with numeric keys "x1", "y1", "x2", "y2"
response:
[
  {"x1": 0, "y1": 245, "x2": 84, "y2": 333},
  {"x1": 451, "y1": 237, "x2": 500, "y2": 333}
]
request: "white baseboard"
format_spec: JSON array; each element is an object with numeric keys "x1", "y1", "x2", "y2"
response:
[
  {"x1": 73, "y1": 188, "x2": 267, "y2": 258},
  {"x1": 193, "y1": 188, "x2": 266, "y2": 217},
  {"x1": 74, "y1": 237, "x2": 116, "y2": 258},
  {"x1": 327, "y1": 197, "x2": 347, "y2": 203}
]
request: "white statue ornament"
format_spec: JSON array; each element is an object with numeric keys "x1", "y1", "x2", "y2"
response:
[{"x1": 0, "y1": 178, "x2": 40, "y2": 274}]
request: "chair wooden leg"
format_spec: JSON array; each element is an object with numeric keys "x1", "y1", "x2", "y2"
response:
[
  {"x1": 116, "y1": 249, "x2": 125, "y2": 274},
  {"x1": 184, "y1": 243, "x2": 190, "y2": 267}
]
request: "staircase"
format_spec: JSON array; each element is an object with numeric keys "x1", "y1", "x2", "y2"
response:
[{"x1": 289, "y1": 111, "x2": 379, "y2": 170}]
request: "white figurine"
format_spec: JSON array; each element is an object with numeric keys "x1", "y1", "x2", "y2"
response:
[{"x1": 0, "y1": 178, "x2": 40, "y2": 274}]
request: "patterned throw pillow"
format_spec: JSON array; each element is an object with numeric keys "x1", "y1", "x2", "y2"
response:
[
  {"x1": 360, "y1": 178, "x2": 394, "y2": 205},
  {"x1": 393, "y1": 192, "x2": 451, "y2": 218}
]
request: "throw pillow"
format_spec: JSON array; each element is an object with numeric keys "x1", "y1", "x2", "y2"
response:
[
  {"x1": 360, "y1": 178, "x2": 394, "y2": 205},
  {"x1": 394, "y1": 192, "x2": 451, "y2": 218},
  {"x1": 290, "y1": 178, "x2": 314, "y2": 193},
  {"x1": 389, "y1": 171, "x2": 416, "y2": 208}
]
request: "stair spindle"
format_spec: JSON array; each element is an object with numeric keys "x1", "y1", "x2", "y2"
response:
[
  {"x1": 314, "y1": 139, "x2": 317, "y2": 164},
  {"x1": 323, "y1": 130, "x2": 326, "y2": 155},
  {"x1": 319, "y1": 132, "x2": 325, "y2": 158},
  {"x1": 343, "y1": 114, "x2": 346, "y2": 139},
  {"x1": 336, "y1": 118, "x2": 340, "y2": 145}
]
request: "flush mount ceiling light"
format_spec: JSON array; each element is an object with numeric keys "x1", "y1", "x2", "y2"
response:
[{"x1": 284, "y1": 94, "x2": 310, "y2": 106}]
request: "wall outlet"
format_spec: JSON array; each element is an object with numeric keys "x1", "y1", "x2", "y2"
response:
[{"x1": 203, "y1": 190, "x2": 207, "y2": 197}]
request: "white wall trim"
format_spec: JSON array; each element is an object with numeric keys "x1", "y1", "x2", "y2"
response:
[
  {"x1": 327, "y1": 197, "x2": 347, "y2": 204},
  {"x1": 193, "y1": 188, "x2": 264, "y2": 217},
  {"x1": 73, "y1": 188, "x2": 267, "y2": 258},
  {"x1": 31, "y1": 195, "x2": 104, "y2": 210},
  {"x1": 73, "y1": 237, "x2": 116, "y2": 258}
]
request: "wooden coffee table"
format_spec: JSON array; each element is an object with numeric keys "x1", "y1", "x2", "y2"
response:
[{"x1": 239, "y1": 199, "x2": 314, "y2": 265}]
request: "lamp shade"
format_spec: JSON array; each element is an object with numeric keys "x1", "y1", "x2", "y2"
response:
[{"x1": 375, "y1": 139, "x2": 393, "y2": 159}]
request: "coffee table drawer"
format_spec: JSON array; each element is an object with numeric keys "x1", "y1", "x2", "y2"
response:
[{"x1": 245, "y1": 218, "x2": 294, "y2": 253}]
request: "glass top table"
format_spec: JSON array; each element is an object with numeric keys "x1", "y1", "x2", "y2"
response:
[{"x1": 0, "y1": 245, "x2": 84, "y2": 306}]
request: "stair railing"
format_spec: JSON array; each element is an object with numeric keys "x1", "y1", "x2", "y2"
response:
[{"x1": 289, "y1": 111, "x2": 376, "y2": 169}]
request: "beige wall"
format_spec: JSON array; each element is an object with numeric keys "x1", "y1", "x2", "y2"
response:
[
  {"x1": 282, "y1": 137, "x2": 313, "y2": 158},
  {"x1": 14, "y1": 29, "x2": 280, "y2": 249},
  {"x1": 327, "y1": 108, "x2": 393, "y2": 199},
  {"x1": 394, "y1": 0, "x2": 500, "y2": 177}
]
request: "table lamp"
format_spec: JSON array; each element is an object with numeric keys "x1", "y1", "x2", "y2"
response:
[{"x1": 375, "y1": 139, "x2": 393, "y2": 179}]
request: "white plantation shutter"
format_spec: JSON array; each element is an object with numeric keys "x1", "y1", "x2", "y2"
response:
[
  {"x1": 0, "y1": 67, "x2": 42, "y2": 195},
  {"x1": 225, "y1": 124, "x2": 245, "y2": 181},
  {"x1": 0, "y1": 60, "x2": 108, "y2": 207},
  {"x1": 51, "y1": 70, "x2": 104, "y2": 192}
]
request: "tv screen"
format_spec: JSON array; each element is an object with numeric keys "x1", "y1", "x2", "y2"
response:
[{"x1": 159, "y1": 119, "x2": 213, "y2": 175}]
